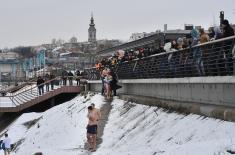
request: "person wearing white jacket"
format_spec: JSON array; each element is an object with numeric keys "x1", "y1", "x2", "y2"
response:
[{"x1": 3, "y1": 133, "x2": 11, "y2": 155}]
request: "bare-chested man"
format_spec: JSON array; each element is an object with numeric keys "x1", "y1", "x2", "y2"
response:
[
  {"x1": 91, "y1": 103, "x2": 101, "y2": 121},
  {"x1": 87, "y1": 106, "x2": 99, "y2": 152}
]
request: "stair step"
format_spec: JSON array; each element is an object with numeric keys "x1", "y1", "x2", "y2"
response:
[
  {"x1": 11, "y1": 97, "x2": 21, "y2": 106},
  {"x1": 24, "y1": 92, "x2": 38, "y2": 98},
  {"x1": 13, "y1": 96, "x2": 24, "y2": 105},
  {"x1": 20, "y1": 93, "x2": 35, "y2": 101},
  {"x1": 16, "y1": 94, "x2": 30, "y2": 103}
]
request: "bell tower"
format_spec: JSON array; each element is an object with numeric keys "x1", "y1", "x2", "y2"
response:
[{"x1": 88, "y1": 13, "x2": 97, "y2": 43}]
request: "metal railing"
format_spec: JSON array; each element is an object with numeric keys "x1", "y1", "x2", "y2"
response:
[
  {"x1": 85, "y1": 36, "x2": 235, "y2": 80},
  {"x1": 0, "y1": 76, "x2": 84, "y2": 107}
]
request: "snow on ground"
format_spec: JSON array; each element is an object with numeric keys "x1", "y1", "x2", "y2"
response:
[
  {"x1": 0, "y1": 93, "x2": 104, "y2": 155},
  {"x1": 1, "y1": 94, "x2": 235, "y2": 155},
  {"x1": 95, "y1": 98, "x2": 235, "y2": 155}
]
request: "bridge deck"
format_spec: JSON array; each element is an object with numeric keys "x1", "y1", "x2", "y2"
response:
[{"x1": 0, "y1": 86, "x2": 83, "y2": 112}]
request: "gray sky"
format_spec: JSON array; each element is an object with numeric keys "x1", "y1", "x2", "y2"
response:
[{"x1": 0, "y1": 0, "x2": 234, "y2": 48}]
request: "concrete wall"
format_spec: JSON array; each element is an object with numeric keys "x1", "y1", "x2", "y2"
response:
[{"x1": 88, "y1": 76, "x2": 235, "y2": 121}]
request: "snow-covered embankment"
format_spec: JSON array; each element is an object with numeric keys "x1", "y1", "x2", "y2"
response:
[{"x1": 1, "y1": 93, "x2": 235, "y2": 155}]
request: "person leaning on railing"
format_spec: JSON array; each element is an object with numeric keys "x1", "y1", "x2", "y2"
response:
[
  {"x1": 199, "y1": 28, "x2": 210, "y2": 75},
  {"x1": 190, "y1": 28, "x2": 204, "y2": 76},
  {"x1": 221, "y1": 19, "x2": 235, "y2": 75},
  {"x1": 222, "y1": 19, "x2": 235, "y2": 38}
]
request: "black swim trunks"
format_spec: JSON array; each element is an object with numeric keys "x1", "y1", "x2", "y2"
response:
[{"x1": 87, "y1": 125, "x2": 97, "y2": 134}]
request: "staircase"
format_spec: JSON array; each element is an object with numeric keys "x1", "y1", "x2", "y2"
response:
[{"x1": 0, "y1": 77, "x2": 84, "y2": 112}]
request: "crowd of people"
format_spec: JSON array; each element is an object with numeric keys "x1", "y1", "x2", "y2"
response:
[
  {"x1": 36, "y1": 70, "x2": 83, "y2": 95},
  {"x1": 36, "y1": 73, "x2": 55, "y2": 95},
  {"x1": 94, "y1": 63, "x2": 122, "y2": 99},
  {"x1": 95, "y1": 19, "x2": 235, "y2": 78}
]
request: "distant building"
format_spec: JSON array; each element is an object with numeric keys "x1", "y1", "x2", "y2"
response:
[
  {"x1": 195, "y1": 26, "x2": 202, "y2": 30},
  {"x1": 36, "y1": 15, "x2": 122, "y2": 70},
  {"x1": 70, "y1": 36, "x2": 78, "y2": 43},
  {"x1": 0, "y1": 51, "x2": 24, "y2": 82},
  {"x1": 184, "y1": 24, "x2": 194, "y2": 30},
  {"x1": 88, "y1": 14, "x2": 96, "y2": 43},
  {"x1": 129, "y1": 32, "x2": 156, "y2": 41}
]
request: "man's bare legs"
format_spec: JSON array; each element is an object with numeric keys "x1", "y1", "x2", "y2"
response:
[
  {"x1": 87, "y1": 133, "x2": 93, "y2": 149},
  {"x1": 91, "y1": 134, "x2": 97, "y2": 151},
  {"x1": 87, "y1": 133, "x2": 96, "y2": 151}
]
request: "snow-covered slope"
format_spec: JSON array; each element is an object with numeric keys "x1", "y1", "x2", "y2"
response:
[
  {"x1": 1, "y1": 93, "x2": 235, "y2": 155},
  {"x1": 0, "y1": 93, "x2": 104, "y2": 155},
  {"x1": 95, "y1": 99, "x2": 235, "y2": 155}
]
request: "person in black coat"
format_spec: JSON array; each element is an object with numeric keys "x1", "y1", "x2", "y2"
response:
[
  {"x1": 37, "y1": 76, "x2": 45, "y2": 95},
  {"x1": 68, "y1": 71, "x2": 74, "y2": 86},
  {"x1": 49, "y1": 73, "x2": 55, "y2": 90},
  {"x1": 222, "y1": 19, "x2": 235, "y2": 38},
  {"x1": 62, "y1": 70, "x2": 68, "y2": 85},
  {"x1": 76, "y1": 70, "x2": 81, "y2": 86},
  {"x1": 110, "y1": 69, "x2": 122, "y2": 96},
  {"x1": 222, "y1": 19, "x2": 235, "y2": 75}
]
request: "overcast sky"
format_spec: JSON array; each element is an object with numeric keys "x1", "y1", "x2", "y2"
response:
[{"x1": 0, "y1": 0, "x2": 234, "y2": 48}]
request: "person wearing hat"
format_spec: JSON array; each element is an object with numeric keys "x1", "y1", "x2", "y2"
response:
[
  {"x1": 222, "y1": 19, "x2": 234, "y2": 38},
  {"x1": 221, "y1": 19, "x2": 234, "y2": 75}
]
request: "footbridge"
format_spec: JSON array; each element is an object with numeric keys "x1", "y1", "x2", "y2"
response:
[
  {"x1": 0, "y1": 77, "x2": 84, "y2": 112},
  {"x1": 86, "y1": 36, "x2": 235, "y2": 121}
]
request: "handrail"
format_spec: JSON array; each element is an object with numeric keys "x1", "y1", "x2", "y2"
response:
[
  {"x1": 115, "y1": 35, "x2": 235, "y2": 64},
  {"x1": 12, "y1": 76, "x2": 60, "y2": 97},
  {"x1": 8, "y1": 75, "x2": 84, "y2": 106},
  {"x1": 85, "y1": 35, "x2": 235, "y2": 80},
  {"x1": 0, "y1": 75, "x2": 85, "y2": 108},
  {"x1": 0, "y1": 77, "x2": 37, "y2": 95}
]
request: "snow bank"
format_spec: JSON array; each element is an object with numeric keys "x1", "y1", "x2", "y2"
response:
[
  {"x1": 95, "y1": 98, "x2": 235, "y2": 155},
  {"x1": 1, "y1": 94, "x2": 235, "y2": 155},
  {"x1": 0, "y1": 93, "x2": 104, "y2": 155}
]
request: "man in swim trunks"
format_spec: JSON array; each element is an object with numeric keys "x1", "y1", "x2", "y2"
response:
[{"x1": 87, "y1": 106, "x2": 99, "y2": 152}]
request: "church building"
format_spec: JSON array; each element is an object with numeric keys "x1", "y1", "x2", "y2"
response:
[{"x1": 88, "y1": 14, "x2": 96, "y2": 43}]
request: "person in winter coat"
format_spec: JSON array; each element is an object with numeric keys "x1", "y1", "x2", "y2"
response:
[
  {"x1": 37, "y1": 76, "x2": 45, "y2": 95},
  {"x1": 109, "y1": 69, "x2": 122, "y2": 96},
  {"x1": 68, "y1": 71, "x2": 74, "y2": 86},
  {"x1": 222, "y1": 19, "x2": 235, "y2": 38},
  {"x1": 2, "y1": 133, "x2": 11, "y2": 155},
  {"x1": 221, "y1": 19, "x2": 235, "y2": 74},
  {"x1": 191, "y1": 28, "x2": 204, "y2": 76},
  {"x1": 61, "y1": 70, "x2": 68, "y2": 85},
  {"x1": 199, "y1": 28, "x2": 209, "y2": 43},
  {"x1": 213, "y1": 26, "x2": 223, "y2": 40},
  {"x1": 76, "y1": 70, "x2": 81, "y2": 86},
  {"x1": 49, "y1": 73, "x2": 55, "y2": 90},
  {"x1": 45, "y1": 73, "x2": 50, "y2": 92}
]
